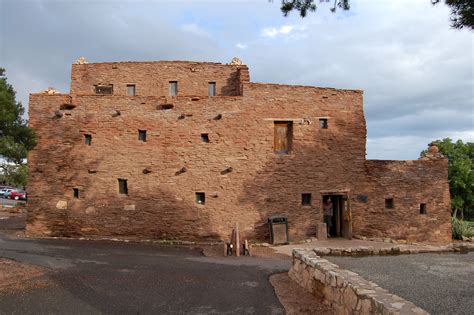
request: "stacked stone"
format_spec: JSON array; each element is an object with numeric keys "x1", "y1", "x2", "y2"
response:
[{"x1": 289, "y1": 249, "x2": 428, "y2": 315}]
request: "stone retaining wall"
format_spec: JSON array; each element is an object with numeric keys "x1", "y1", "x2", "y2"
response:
[
  {"x1": 289, "y1": 249, "x2": 427, "y2": 315},
  {"x1": 311, "y1": 243, "x2": 474, "y2": 256}
]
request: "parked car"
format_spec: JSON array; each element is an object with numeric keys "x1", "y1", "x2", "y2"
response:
[
  {"x1": 1, "y1": 188, "x2": 15, "y2": 198},
  {"x1": 8, "y1": 190, "x2": 26, "y2": 200}
]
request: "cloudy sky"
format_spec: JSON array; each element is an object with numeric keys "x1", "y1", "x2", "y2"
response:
[{"x1": 1, "y1": 0, "x2": 472, "y2": 159}]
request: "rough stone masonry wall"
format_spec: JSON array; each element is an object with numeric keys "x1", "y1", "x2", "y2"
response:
[
  {"x1": 350, "y1": 159, "x2": 452, "y2": 243},
  {"x1": 27, "y1": 61, "x2": 451, "y2": 243},
  {"x1": 289, "y1": 249, "x2": 427, "y2": 315},
  {"x1": 70, "y1": 61, "x2": 249, "y2": 97},
  {"x1": 27, "y1": 63, "x2": 367, "y2": 241}
]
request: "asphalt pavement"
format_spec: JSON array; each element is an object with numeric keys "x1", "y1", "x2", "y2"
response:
[
  {"x1": 327, "y1": 253, "x2": 474, "y2": 315},
  {"x1": 0, "y1": 198, "x2": 20, "y2": 207},
  {"x1": 0, "y1": 236, "x2": 290, "y2": 314}
]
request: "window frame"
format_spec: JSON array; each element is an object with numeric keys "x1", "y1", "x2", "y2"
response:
[
  {"x1": 169, "y1": 81, "x2": 178, "y2": 96},
  {"x1": 301, "y1": 193, "x2": 312, "y2": 206},
  {"x1": 208, "y1": 82, "x2": 216, "y2": 96},
  {"x1": 319, "y1": 118, "x2": 328, "y2": 129},
  {"x1": 95, "y1": 84, "x2": 113, "y2": 95},
  {"x1": 84, "y1": 134, "x2": 92, "y2": 146},
  {"x1": 118, "y1": 179, "x2": 128, "y2": 195},
  {"x1": 385, "y1": 198, "x2": 394, "y2": 209},
  {"x1": 127, "y1": 84, "x2": 136, "y2": 96},
  {"x1": 138, "y1": 130, "x2": 147, "y2": 142}
]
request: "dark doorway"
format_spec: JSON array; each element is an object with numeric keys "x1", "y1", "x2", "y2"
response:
[{"x1": 322, "y1": 194, "x2": 352, "y2": 238}]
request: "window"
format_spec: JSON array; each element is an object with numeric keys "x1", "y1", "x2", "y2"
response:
[
  {"x1": 118, "y1": 179, "x2": 128, "y2": 195},
  {"x1": 138, "y1": 130, "x2": 147, "y2": 142},
  {"x1": 73, "y1": 188, "x2": 79, "y2": 199},
  {"x1": 196, "y1": 192, "x2": 205, "y2": 205},
  {"x1": 274, "y1": 121, "x2": 293, "y2": 154},
  {"x1": 84, "y1": 134, "x2": 92, "y2": 145},
  {"x1": 420, "y1": 203, "x2": 427, "y2": 215},
  {"x1": 301, "y1": 193, "x2": 312, "y2": 206},
  {"x1": 169, "y1": 81, "x2": 178, "y2": 96},
  {"x1": 201, "y1": 133, "x2": 209, "y2": 143},
  {"x1": 357, "y1": 194, "x2": 368, "y2": 203},
  {"x1": 208, "y1": 82, "x2": 216, "y2": 96},
  {"x1": 127, "y1": 84, "x2": 136, "y2": 96},
  {"x1": 95, "y1": 84, "x2": 113, "y2": 94},
  {"x1": 385, "y1": 198, "x2": 394, "y2": 209},
  {"x1": 319, "y1": 118, "x2": 328, "y2": 129}
]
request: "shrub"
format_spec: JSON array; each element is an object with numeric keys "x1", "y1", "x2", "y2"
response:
[{"x1": 451, "y1": 217, "x2": 473, "y2": 239}]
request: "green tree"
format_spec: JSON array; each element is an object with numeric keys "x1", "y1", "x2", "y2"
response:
[
  {"x1": 278, "y1": 0, "x2": 474, "y2": 30},
  {"x1": 0, "y1": 164, "x2": 28, "y2": 188},
  {"x1": 421, "y1": 138, "x2": 474, "y2": 219},
  {"x1": 0, "y1": 68, "x2": 36, "y2": 186}
]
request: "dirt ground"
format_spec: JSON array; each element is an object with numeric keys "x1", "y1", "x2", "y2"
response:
[
  {"x1": 270, "y1": 273, "x2": 334, "y2": 315},
  {"x1": 0, "y1": 259, "x2": 52, "y2": 293}
]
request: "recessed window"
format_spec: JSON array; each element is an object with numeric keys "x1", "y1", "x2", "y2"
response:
[
  {"x1": 301, "y1": 193, "x2": 312, "y2": 206},
  {"x1": 169, "y1": 81, "x2": 178, "y2": 96},
  {"x1": 127, "y1": 84, "x2": 136, "y2": 96},
  {"x1": 84, "y1": 134, "x2": 92, "y2": 145},
  {"x1": 208, "y1": 82, "x2": 216, "y2": 96},
  {"x1": 385, "y1": 198, "x2": 394, "y2": 209},
  {"x1": 95, "y1": 84, "x2": 113, "y2": 95},
  {"x1": 274, "y1": 121, "x2": 293, "y2": 154},
  {"x1": 196, "y1": 192, "x2": 205, "y2": 205},
  {"x1": 420, "y1": 203, "x2": 427, "y2": 215},
  {"x1": 73, "y1": 188, "x2": 79, "y2": 199},
  {"x1": 319, "y1": 118, "x2": 328, "y2": 129},
  {"x1": 138, "y1": 130, "x2": 147, "y2": 142},
  {"x1": 201, "y1": 133, "x2": 209, "y2": 143},
  {"x1": 357, "y1": 194, "x2": 368, "y2": 203},
  {"x1": 118, "y1": 179, "x2": 128, "y2": 195}
]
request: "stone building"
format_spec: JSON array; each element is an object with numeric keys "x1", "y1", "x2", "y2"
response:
[{"x1": 26, "y1": 58, "x2": 452, "y2": 243}]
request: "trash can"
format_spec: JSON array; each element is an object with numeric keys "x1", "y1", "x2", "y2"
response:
[{"x1": 268, "y1": 215, "x2": 289, "y2": 245}]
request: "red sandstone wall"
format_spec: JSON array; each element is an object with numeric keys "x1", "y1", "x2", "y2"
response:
[
  {"x1": 27, "y1": 72, "x2": 366, "y2": 241},
  {"x1": 351, "y1": 159, "x2": 452, "y2": 243},
  {"x1": 27, "y1": 61, "x2": 451, "y2": 243},
  {"x1": 70, "y1": 61, "x2": 249, "y2": 97}
]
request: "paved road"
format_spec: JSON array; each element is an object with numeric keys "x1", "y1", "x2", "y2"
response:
[
  {"x1": 0, "y1": 236, "x2": 290, "y2": 314},
  {"x1": 0, "y1": 198, "x2": 21, "y2": 207},
  {"x1": 327, "y1": 253, "x2": 474, "y2": 315}
]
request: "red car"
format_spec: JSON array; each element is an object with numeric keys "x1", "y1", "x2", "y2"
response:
[{"x1": 8, "y1": 190, "x2": 27, "y2": 200}]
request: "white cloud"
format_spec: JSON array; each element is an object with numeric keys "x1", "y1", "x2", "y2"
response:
[
  {"x1": 260, "y1": 24, "x2": 306, "y2": 38},
  {"x1": 236, "y1": 43, "x2": 247, "y2": 49}
]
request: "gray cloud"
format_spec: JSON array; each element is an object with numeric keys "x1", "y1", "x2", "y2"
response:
[{"x1": 1, "y1": 0, "x2": 472, "y2": 160}]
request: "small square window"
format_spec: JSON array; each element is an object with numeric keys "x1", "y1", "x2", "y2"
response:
[
  {"x1": 301, "y1": 193, "x2": 312, "y2": 206},
  {"x1": 385, "y1": 198, "x2": 394, "y2": 209},
  {"x1": 201, "y1": 133, "x2": 209, "y2": 143},
  {"x1": 138, "y1": 130, "x2": 147, "y2": 142},
  {"x1": 127, "y1": 84, "x2": 136, "y2": 96},
  {"x1": 118, "y1": 179, "x2": 128, "y2": 195},
  {"x1": 73, "y1": 188, "x2": 79, "y2": 199},
  {"x1": 196, "y1": 192, "x2": 205, "y2": 205},
  {"x1": 208, "y1": 82, "x2": 216, "y2": 96},
  {"x1": 84, "y1": 134, "x2": 92, "y2": 145},
  {"x1": 420, "y1": 203, "x2": 427, "y2": 215},
  {"x1": 357, "y1": 194, "x2": 368, "y2": 203},
  {"x1": 169, "y1": 81, "x2": 178, "y2": 96},
  {"x1": 319, "y1": 118, "x2": 328, "y2": 129},
  {"x1": 95, "y1": 85, "x2": 113, "y2": 95}
]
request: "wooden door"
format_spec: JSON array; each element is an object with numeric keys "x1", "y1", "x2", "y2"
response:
[{"x1": 274, "y1": 122, "x2": 291, "y2": 153}]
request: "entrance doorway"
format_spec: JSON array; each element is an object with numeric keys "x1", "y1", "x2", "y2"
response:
[{"x1": 322, "y1": 194, "x2": 352, "y2": 239}]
